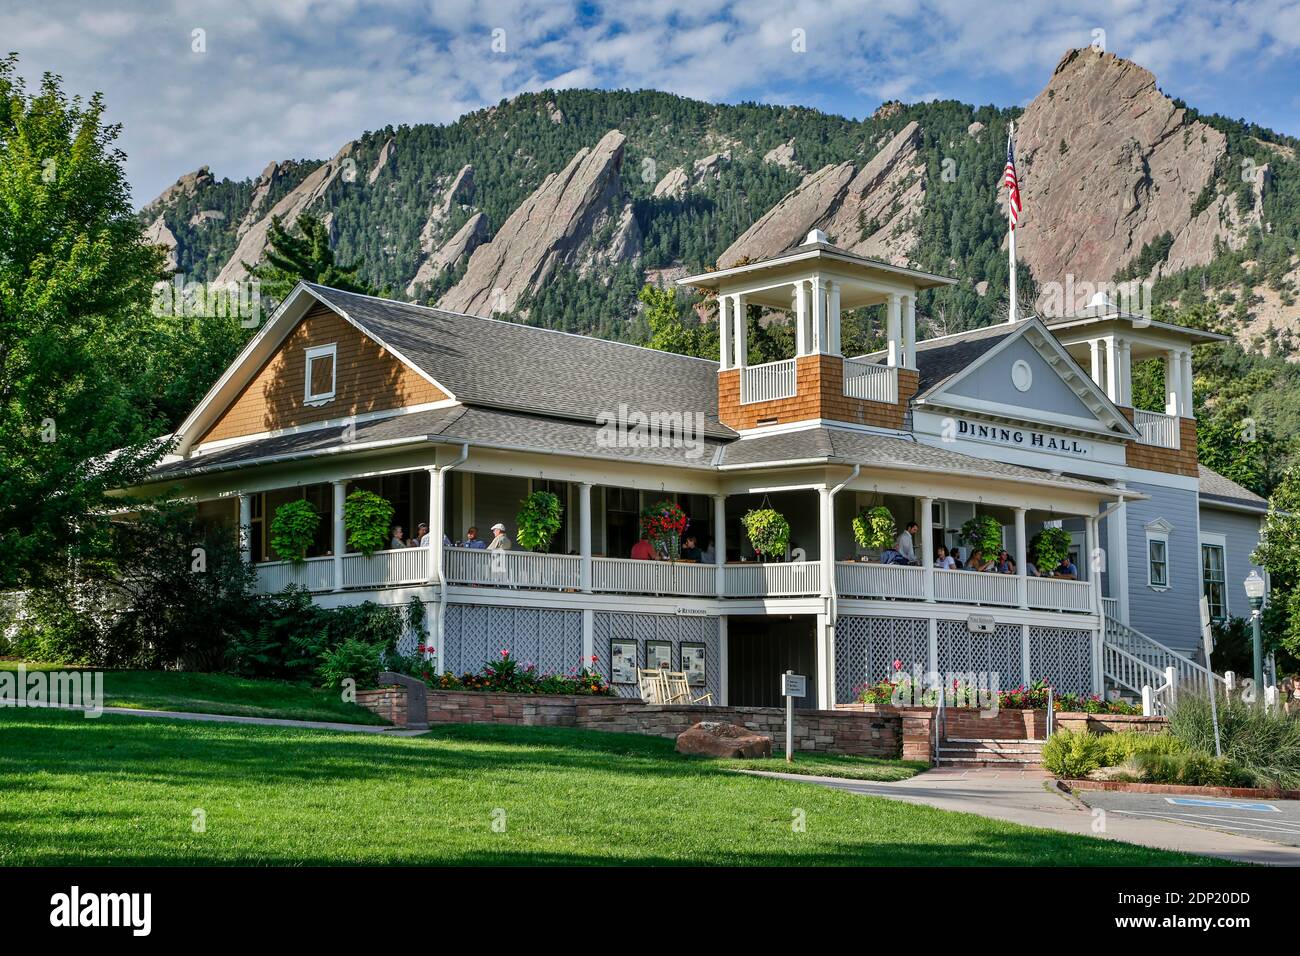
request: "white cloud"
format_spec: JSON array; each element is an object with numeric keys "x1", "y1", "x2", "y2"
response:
[{"x1": 1, "y1": 0, "x2": 1295, "y2": 205}]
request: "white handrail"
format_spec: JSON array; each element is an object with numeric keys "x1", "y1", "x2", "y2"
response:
[
  {"x1": 836, "y1": 562, "x2": 926, "y2": 600},
  {"x1": 934, "y1": 568, "x2": 1018, "y2": 606},
  {"x1": 592, "y1": 558, "x2": 718, "y2": 597},
  {"x1": 1133, "y1": 409, "x2": 1180, "y2": 449},
  {"x1": 724, "y1": 561, "x2": 821, "y2": 597},
  {"x1": 445, "y1": 547, "x2": 581, "y2": 590},
  {"x1": 740, "y1": 358, "x2": 797, "y2": 404},
  {"x1": 842, "y1": 359, "x2": 898, "y2": 403}
]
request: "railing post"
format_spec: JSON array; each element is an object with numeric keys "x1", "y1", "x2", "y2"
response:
[
  {"x1": 427, "y1": 465, "x2": 441, "y2": 585},
  {"x1": 1142, "y1": 685, "x2": 1154, "y2": 716},
  {"x1": 1013, "y1": 506, "x2": 1027, "y2": 609},
  {"x1": 332, "y1": 479, "x2": 347, "y2": 592},
  {"x1": 713, "y1": 493, "x2": 727, "y2": 598},
  {"x1": 919, "y1": 496, "x2": 935, "y2": 603},
  {"x1": 578, "y1": 482, "x2": 592, "y2": 593}
]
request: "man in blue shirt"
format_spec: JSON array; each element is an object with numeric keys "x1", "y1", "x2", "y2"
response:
[
  {"x1": 1054, "y1": 556, "x2": 1078, "y2": 580},
  {"x1": 463, "y1": 526, "x2": 488, "y2": 549}
]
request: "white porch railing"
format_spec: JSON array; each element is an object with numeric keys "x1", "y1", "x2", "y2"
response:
[
  {"x1": 1133, "y1": 409, "x2": 1180, "y2": 449},
  {"x1": 340, "y1": 547, "x2": 429, "y2": 589},
  {"x1": 1103, "y1": 613, "x2": 1224, "y2": 699},
  {"x1": 445, "y1": 547, "x2": 581, "y2": 590},
  {"x1": 725, "y1": 561, "x2": 821, "y2": 597},
  {"x1": 1027, "y1": 576, "x2": 1093, "y2": 613},
  {"x1": 842, "y1": 359, "x2": 898, "y2": 403},
  {"x1": 934, "y1": 568, "x2": 1018, "y2": 606},
  {"x1": 592, "y1": 558, "x2": 718, "y2": 597},
  {"x1": 835, "y1": 562, "x2": 925, "y2": 600},
  {"x1": 254, "y1": 556, "x2": 335, "y2": 593},
  {"x1": 1102, "y1": 597, "x2": 1118, "y2": 620},
  {"x1": 740, "y1": 358, "x2": 797, "y2": 404}
]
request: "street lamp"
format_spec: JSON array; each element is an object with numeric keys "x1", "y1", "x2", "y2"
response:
[{"x1": 1244, "y1": 570, "x2": 1267, "y2": 692}]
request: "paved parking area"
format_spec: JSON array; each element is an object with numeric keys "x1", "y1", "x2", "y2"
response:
[{"x1": 1076, "y1": 790, "x2": 1300, "y2": 847}]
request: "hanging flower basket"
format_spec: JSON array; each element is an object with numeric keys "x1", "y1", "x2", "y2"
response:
[
  {"x1": 852, "y1": 505, "x2": 896, "y2": 551},
  {"x1": 960, "y1": 514, "x2": 1002, "y2": 555},
  {"x1": 639, "y1": 499, "x2": 689, "y2": 558},
  {"x1": 516, "y1": 490, "x2": 563, "y2": 552},
  {"x1": 742, "y1": 507, "x2": 790, "y2": 561},
  {"x1": 1032, "y1": 526, "x2": 1072, "y2": 569}
]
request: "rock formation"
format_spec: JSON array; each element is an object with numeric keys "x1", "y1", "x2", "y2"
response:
[
  {"x1": 406, "y1": 211, "x2": 489, "y2": 295},
  {"x1": 440, "y1": 130, "x2": 637, "y2": 315}
]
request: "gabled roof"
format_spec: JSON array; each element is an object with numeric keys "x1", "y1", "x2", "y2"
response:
[
  {"x1": 1198, "y1": 465, "x2": 1268, "y2": 513},
  {"x1": 172, "y1": 282, "x2": 734, "y2": 455},
  {"x1": 908, "y1": 317, "x2": 1139, "y2": 440}
]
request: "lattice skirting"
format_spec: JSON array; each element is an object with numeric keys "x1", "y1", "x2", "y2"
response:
[
  {"x1": 443, "y1": 604, "x2": 583, "y2": 676},
  {"x1": 834, "y1": 616, "x2": 928, "y2": 704},
  {"x1": 937, "y1": 620, "x2": 1022, "y2": 690},
  {"x1": 1029, "y1": 626, "x2": 1093, "y2": 696},
  {"x1": 593, "y1": 611, "x2": 721, "y2": 703}
]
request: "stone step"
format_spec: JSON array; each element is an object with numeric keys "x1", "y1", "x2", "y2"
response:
[
  {"x1": 942, "y1": 737, "x2": 1046, "y2": 745},
  {"x1": 936, "y1": 758, "x2": 1045, "y2": 769}
]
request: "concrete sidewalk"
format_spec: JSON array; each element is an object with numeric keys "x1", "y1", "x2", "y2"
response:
[
  {"x1": 748, "y1": 766, "x2": 1300, "y2": 865},
  {"x1": 15, "y1": 701, "x2": 427, "y2": 735}
]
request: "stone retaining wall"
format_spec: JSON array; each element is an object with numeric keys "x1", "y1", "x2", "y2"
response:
[{"x1": 1054, "y1": 713, "x2": 1169, "y2": 735}]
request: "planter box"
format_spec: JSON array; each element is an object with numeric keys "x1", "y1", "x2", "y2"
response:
[
  {"x1": 1054, "y1": 712, "x2": 1168, "y2": 735},
  {"x1": 942, "y1": 707, "x2": 1048, "y2": 740}
]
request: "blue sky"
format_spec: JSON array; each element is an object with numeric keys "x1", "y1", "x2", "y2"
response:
[{"x1": 5, "y1": 0, "x2": 1300, "y2": 205}]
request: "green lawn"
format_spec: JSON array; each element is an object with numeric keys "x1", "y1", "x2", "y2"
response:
[
  {"x1": 0, "y1": 710, "x2": 1220, "y2": 866},
  {"x1": 719, "y1": 753, "x2": 931, "y2": 781},
  {"x1": 0, "y1": 661, "x2": 386, "y2": 725}
]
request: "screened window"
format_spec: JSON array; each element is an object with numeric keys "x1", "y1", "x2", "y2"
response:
[
  {"x1": 304, "y1": 344, "x2": 337, "y2": 405},
  {"x1": 1148, "y1": 537, "x2": 1168, "y2": 588},
  {"x1": 1202, "y1": 544, "x2": 1227, "y2": 621}
]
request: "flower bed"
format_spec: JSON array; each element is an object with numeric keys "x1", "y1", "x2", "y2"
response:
[
  {"x1": 856, "y1": 666, "x2": 1139, "y2": 715},
  {"x1": 397, "y1": 647, "x2": 612, "y2": 696}
]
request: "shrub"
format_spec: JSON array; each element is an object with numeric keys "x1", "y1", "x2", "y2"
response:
[
  {"x1": 424, "y1": 650, "x2": 612, "y2": 696},
  {"x1": 1042, "y1": 729, "x2": 1103, "y2": 778},
  {"x1": 269, "y1": 499, "x2": 320, "y2": 564},
  {"x1": 960, "y1": 514, "x2": 1002, "y2": 555},
  {"x1": 516, "y1": 490, "x2": 563, "y2": 552},
  {"x1": 742, "y1": 507, "x2": 790, "y2": 559},
  {"x1": 343, "y1": 489, "x2": 395, "y2": 557},
  {"x1": 1031, "y1": 527, "x2": 1072, "y2": 569},
  {"x1": 1168, "y1": 694, "x2": 1300, "y2": 789},
  {"x1": 1131, "y1": 751, "x2": 1254, "y2": 788},
  {"x1": 852, "y1": 506, "x2": 896, "y2": 551},
  {"x1": 317, "y1": 638, "x2": 385, "y2": 690},
  {"x1": 1096, "y1": 731, "x2": 1185, "y2": 766}
]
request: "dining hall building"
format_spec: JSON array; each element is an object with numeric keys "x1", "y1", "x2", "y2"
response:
[{"x1": 135, "y1": 231, "x2": 1270, "y2": 710}]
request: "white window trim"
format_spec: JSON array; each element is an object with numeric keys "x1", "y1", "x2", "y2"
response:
[
  {"x1": 304, "y1": 343, "x2": 338, "y2": 407},
  {"x1": 1200, "y1": 531, "x2": 1228, "y2": 619},
  {"x1": 1145, "y1": 517, "x2": 1173, "y2": 591}
]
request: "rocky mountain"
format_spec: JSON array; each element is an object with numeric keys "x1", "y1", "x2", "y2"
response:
[{"x1": 141, "y1": 49, "x2": 1300, "y2": 351}]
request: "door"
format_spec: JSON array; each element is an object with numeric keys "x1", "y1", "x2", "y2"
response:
[{"x1": 726, "y1": 615, "x2": 818, "y2": 709}]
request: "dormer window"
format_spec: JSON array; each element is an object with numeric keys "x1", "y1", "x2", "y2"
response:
[{"x1": 304, "y1": 344, "x2": 337, "y2": 406}]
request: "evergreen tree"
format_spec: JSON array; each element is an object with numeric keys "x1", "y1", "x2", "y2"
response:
[{"x1": 249, "y1": 213, "x2": 376, "y2": 305}]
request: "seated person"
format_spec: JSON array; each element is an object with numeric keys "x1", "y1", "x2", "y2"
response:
[
  {"x1": 486, "y1": 522, "x2": 513, "y2": 551},
  {"x1": 679, "y1": 534, "x2": 703, "y2": 562},
  {"x1": 630, "y1": 538, "x2": 658, "y2": 560},
  {"x1": 966, "y1": 548, "x2": 995, "y2": 572},
  {"x1": 463, "y1": 526, "x2": 488, "y2": 549},
  {"x1": 1025, "y1": 550, "x2": 1039, "y2": 577},
  {"x1": 934, "y1": 546, "x2": 955, "y2": 570},
  {"x1": 1054, "y1": 555, "x2": 1078, "y2": 579},
  {"x1": 701, "y1": 538, "x2": 716, "y2": 564},
  {"x1": 878, "y1": 547, "x2": 911, "y2": 566},
  {"x1": 995, "y1": 550, "x2": 1015, "y2": 574},
  {"x1": 389, "y1": 526, "x2": 406, "y2": 550},
  {"x1": 949, "y1": 547, "x2": 964, "y2": 570}
]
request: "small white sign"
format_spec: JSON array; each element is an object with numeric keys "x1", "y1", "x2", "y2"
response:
[
  {"x1": 782, "y1": 673, "x2": 807, "y2": 698},
  {"x1": 1200, "y1": 596, "x2": 1214, "y2": 660},
  {"x1": 967, "y1": 614, "x2": 996, "y2": 634}
]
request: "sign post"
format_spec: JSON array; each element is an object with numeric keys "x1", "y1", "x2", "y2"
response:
[
  {"x1": 782, "y1": 671, "x2": 806, "y2": 764},
  {"x1": 1201, "y1": 596, "x2": 1222, "y2": 758}
]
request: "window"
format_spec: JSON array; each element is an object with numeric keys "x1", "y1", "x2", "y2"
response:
[
  {"x1": 1201, "y1": 536, "x2": 1227, "y2": 621},
  {"x1": 1145, "y1": 518, "x2": 1173, "y2": 590},
  {"x1": 304, "y1": 344, "x2": 337, "y2": 405}
]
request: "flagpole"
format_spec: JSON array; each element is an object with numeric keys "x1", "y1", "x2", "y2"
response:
[{"x1": 1008, "y1": 120, "x2": 1017, "y2": 324}]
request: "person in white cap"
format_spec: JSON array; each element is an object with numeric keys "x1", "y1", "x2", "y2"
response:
[{"x1": 487, "y1": 522, "x2": 513, "y2": 551}]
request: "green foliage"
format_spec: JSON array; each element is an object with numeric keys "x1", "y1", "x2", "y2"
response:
[
  {"x1": 960, "y1": 514, "x2": 1002, "y2": 554},
  {"x1": 343, "y1": 489, "x2": 395, "y2": 557},
  {"x1": 516, "y1": 490, "x2": 563, "y2": 552},
  {"x1": 1254, "y1": 466, "x2": 1300, "y2": 656},
  {"x1": 317, "y1": 638, "x2": 384, "y2": 690},
  {"x1": 852, "y1": 506, "x2": 897, "y2": 551},
  {"x1": 5, "y1": 502, "x2": 258, "y2": 670},
  {"x1": 0, "y1": 56, "x2": 169, "y2": 590},
  {"x1": 1168, "y1": 694, "x2": 1300, "y2": 789},
  {"x1": 269, "y1": 499, "x2": 321, "y2": 564},
  {"x1": 742, "y1": 508, "x2": 790, "y2": 559},
  {"x1": 248, "y1": 213, "x2": 376, "y2": 307},
  {"x1": 640, "y1": 283, "x2": 716, "y2": 359},
  {"x1": 424, "y1": 649, "x2": 611, "y2": 695},
  {"x1": 1041, "y1": 729, "x2": 1103, "y2": 778},
  {"x1": 1129, "y1": 750, "x2": 1253, "y2": 788},
  {"x1": 1031, "y1": 527, "x2": 1072, "y2": 569}
]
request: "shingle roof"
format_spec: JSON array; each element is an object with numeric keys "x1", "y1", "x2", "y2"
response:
[
  {"x1": 913, "y1": 323, "x2": 1019, "y2": 393},
  {"x1": 1198, "y1": 464, "x2": 1268, "y2": 511},
  {"x1": 720, "y1": 425, "x2": 1122, "y2": 496},
  {"x1": 304, "y1": 284, "x2": 732, "y2": 439}
]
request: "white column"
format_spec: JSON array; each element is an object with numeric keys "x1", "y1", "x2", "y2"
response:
[
  {"x1": 1085, "y1": 515, "x2": 1100, "y2": 614},
  {"x1": 903, "y1": 294, "x2": 917, "y2": 369},
  {"x1": 238, "y1": 494, "x2": 253, "y2": 564},
  {"x1": 1013, "y1": 507, "x2": 1028, "y2": 609},
  {"x1": 819, "y1": 487, "x2": 834, "y2": 599},
  {"x1": 718, "y1": 616, "x2": 729, "y2": 705},
  {"x1": 1089, "y1": 339, "x2": 1103, "y2": 389},
  {"x1": 1117, "y1": 338, "x2": 1132, "y2": 406},
  {"x1": 578, "y1": 482, "x2": 592, "y2": 593},
  {"x1": 582, "y1": 608, "x2": 594, "y2": 667},
  {"x1": 1021, "y1": 624, "x2": 1032, "y2": 685},
  {"x1": 1108, "y1": 497, "x2": 1130, "y2": 625},
  {"x1": 713, "y1": 493, "x2": 727, "y2": 597},
  {"x1": 1164, "y1": 349, "x2": 1180, "y2": 416},
  {"x1": 810, "y1": 279, "x2": 826, "y2": 353},
  {"x1": 920, "y1": 496, "x2": 935, "y2": 603},
  {"x1": 1180, "y1": 349, "x2": 1194, "y2": 418},
  {"x1": 1104, "y1": 336, "x2": 1120, "y2": 402},
  {"x1": 793, "y1": 284, "x2": 807, "y2": 356},
  {"x1": 332, "y1": 479, "x2": 346, "y2": 592},
  {"x1": 828, "y1": 280, "x2": 842, "y2": 355},
  {"x1": 732, "y1": 294, "x2": 747, "y2": 369},
  {"x1": 718, "y1": 294, "x2": 732, "y2": 371},
  {"x1": 886, "y1": 293, "x2": 902, "y2": 367},
  {"x1": 426, "y1": 465, "x2": 442, "y2": 584}
]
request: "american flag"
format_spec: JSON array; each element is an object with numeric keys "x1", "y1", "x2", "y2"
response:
[{"x1": 1004, "y1": 134, "x2": 1022, "y2": 228}]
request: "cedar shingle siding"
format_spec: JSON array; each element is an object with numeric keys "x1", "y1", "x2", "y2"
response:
[
  {"x1": 200, "y1": 305, "x2": 447, "y2": 445},
  {"x1": 718, "y1": 355, "x2": 916, "y2": 431}
]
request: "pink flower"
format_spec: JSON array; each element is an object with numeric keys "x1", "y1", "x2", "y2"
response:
[{"x1": 892, "y1": 659, "x2": 903, "y2": 672}]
